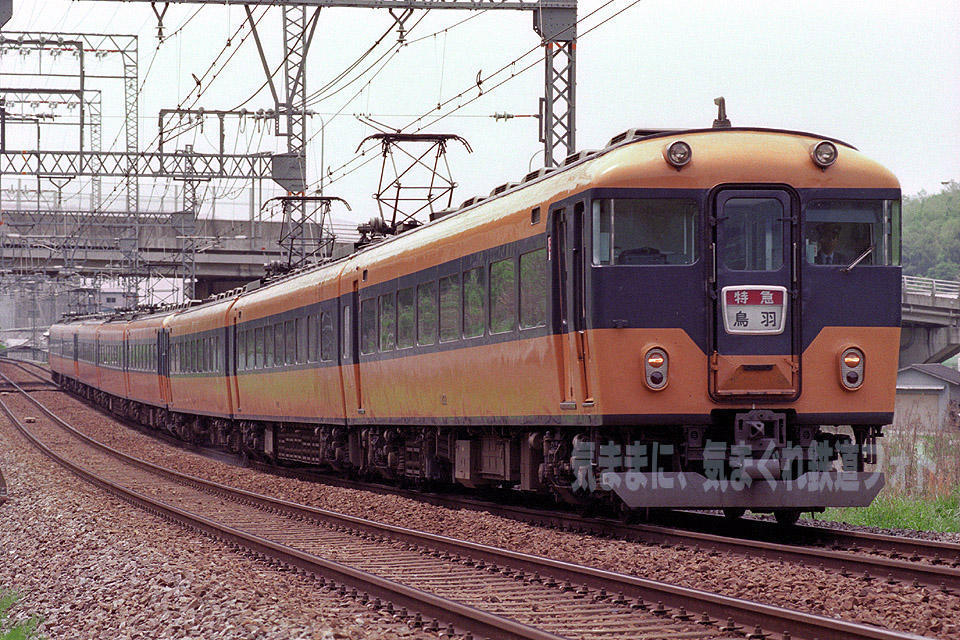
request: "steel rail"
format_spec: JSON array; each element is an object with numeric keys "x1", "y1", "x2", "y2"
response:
[
  {"x1": 14, "y1": 359, "x2": 959, "y2": 585},
  {"x1": 243, "y1": 461, "x2": 960, "y2": 588},
  {"x1": 0, "y1": 377, "x2": 568, "y2": 640},
  {"x1": 316, "y1": 471, "x2": 960, "y2": 590},
  {"x1": 0, "y1": 359, "x2": 56, "y2": 387},
  {"x1": 0, "y1": 371, "x2": 935, "y2": 640}
]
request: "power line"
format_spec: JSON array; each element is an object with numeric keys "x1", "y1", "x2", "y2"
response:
[{"x1": 311, "y1": 0, "x2": 644, "y2": 196}]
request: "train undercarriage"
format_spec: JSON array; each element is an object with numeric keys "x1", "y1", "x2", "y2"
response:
[{"x1": 54, "y1": 372, "x2": 885, "y2": 524}]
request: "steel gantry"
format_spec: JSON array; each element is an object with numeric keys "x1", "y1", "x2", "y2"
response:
[
  {"x1": 98, "y1": 0, "x2": 577, "y2": 165},
  {"x1": 86, "y1": 0, "x2": 577, "y2": 270},
  {"x1": 0, "y1": 32, "x2": 145, "y2": 301},
  {"x1": 1, "y1": 32, "x2": 140, "y2": 212}
]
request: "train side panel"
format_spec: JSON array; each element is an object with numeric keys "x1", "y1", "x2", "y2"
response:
[
  {"x1": 96, "y1": 321, "x2": 127, "y2": 400},
  {"x1": 232, "y1": 267, "x2": 345, "y2": 424},
  {"x1": 126, "y1": 315, "x2": 167, "y2": 408},
  {"x1": 168, "y1": 298, "x2": 236, "y2": 418}
]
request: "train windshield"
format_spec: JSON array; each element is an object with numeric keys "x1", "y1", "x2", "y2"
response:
[
  {"x1": 591, "y1": 198, "x2": 698, "y2": 265},
  {"x1": 804, "y1": 199, "x2": 901, "y2": 266}
]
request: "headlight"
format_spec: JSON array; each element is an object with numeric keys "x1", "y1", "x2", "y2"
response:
[
  {"x1": 840, "y1": 347, "x2": 864, "y2": 390},
  {"x1": 663, "y1": 140, "x2": 692, "y2": 169},
  {"x1": 810, "y1": 140, "x2": 838, "y2": 169},
  {"x1": 644, "y1": 348, "x2": 668, "y2": 390}
]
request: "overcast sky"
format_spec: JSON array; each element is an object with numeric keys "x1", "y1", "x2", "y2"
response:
[{"x1": 2, "y1": 0, "x2": 958, "y2": 226}]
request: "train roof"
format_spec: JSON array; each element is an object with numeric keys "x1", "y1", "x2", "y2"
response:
[{"x1": 52, "y1": 126, "x2": 898, "y2": 325}]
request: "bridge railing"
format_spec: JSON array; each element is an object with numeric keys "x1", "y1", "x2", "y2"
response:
[{"x1": 902, "y1": 275, "x2": 960, "y2": 300}]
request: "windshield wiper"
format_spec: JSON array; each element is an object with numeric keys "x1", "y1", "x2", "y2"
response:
[{"x1": 842, "y1": 245, "x2": 874, "y2": 273}]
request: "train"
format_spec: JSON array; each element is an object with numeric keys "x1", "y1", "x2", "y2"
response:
[{"x1": 49, "y1": 124, "x2": 902, "y2": 524}]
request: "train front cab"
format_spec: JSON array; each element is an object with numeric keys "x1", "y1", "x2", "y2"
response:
[{"x1": 551, "y1": 131, "x2": 901, "y2": 515}]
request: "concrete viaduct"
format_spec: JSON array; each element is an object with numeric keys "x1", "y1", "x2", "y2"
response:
[{"x1": 900, "y1": 276, "x2": 960, "y2": 366}]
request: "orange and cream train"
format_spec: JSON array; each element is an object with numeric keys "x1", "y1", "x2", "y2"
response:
[{"x1": 49, "y1": 126, "x2": 901, "y2": 523}]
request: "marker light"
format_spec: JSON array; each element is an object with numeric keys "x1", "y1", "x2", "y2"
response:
[
  {"x1": 810, "y1": 140, "x2": 838, "y2": 169},
  {"x1": 840, "y1": 347, "x2": 865, "y2": 390},
  {"x1": 644, "y1": 348, "x2": 668, "y2": 390},
  {"x1": 843, "y1": 352, "x2": 862, "y2": 368},
  {"x1": 663, "y1": 140, "x2": 692, "y2": 169}
]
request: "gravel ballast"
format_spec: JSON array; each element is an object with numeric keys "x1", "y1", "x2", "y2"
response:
[
  {"x1": 8, "y1": 377, "x2": 960, "y2": 639},
  {"x1": 0, "y1": 407, "x2": 439, "y2": 640}
]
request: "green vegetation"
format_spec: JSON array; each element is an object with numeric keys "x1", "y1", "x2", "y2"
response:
[
  {"x1": 810, "y1": 490, "x2": 960, "y2": 532},
  {"x1": 0, "y1": 591, "x2": 41, "y2": 640},
  {"x1": 902, "y1": 181, "x2": 960, "y2": 281},
  {"x1": 803, "y1": 421, "x2": 960, "y2": 531}
]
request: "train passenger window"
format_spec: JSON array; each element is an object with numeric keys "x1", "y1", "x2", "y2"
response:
[
  {"x1": 246, "y1": 330, "x2": 254, "y2": 370},
  {"x1": 286, "y1": 320, "x2": 296, "y2": 365},
  {"x1": 439, "y1": 275, "x2": 460, "y2": 343},
  {"x1": 489, "y1": 258, "x2": 517, "y2": 334},
  {"x1": 592, "y1": 198, "x2": 699, "y2": 265},
  {"x1": 297, "y1": 317, "x2": 307, "y2": 363},
  {"x1": 417, "y1": 282, "x2": 437, "y2": 346},
  {"x1": 320, "y1": 311, "x2": 334, "y2": 361},
  {"x1": 720, "y1": 198, "x2": 783, "y2": 271},
  {"x1": 307, "y1": 315, "x2": 319, "y2": 362},
  {"x1": 255, "y1": 327, "x2": 264, "y2": 368},
  {"x1": 379, "y1": 294, "x2": 396, "y2": 351},
  {"x1": 264, "y1": 326, "x2": 273, "y2": 368},
  {"x1": 397, "y1": 287, "x2": 415, "y2": 349},
  {"x1": 462, "y1": 267, "x2": 485, "y2": 339},
  {"x1": 238, "y1": 331, "x2": 245, "y2": 371},
  {"x1": 804, "y1": 200, "x2": 899, "y2": 266},
  {"x1": 520, "y1": 248, "x2": 548, "y2": 329},
  {"x1": 274, "y1": 324, "x2": 284, "y2": 367},
  {"x1": 360, "y1": 299, "x2": 378, "y2": 355}
]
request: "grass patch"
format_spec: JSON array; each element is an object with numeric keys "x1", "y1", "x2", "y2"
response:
[
  {"x1": 806, "y1": 489, "x2": 960, "y2": 532},
  {"x1": 804, "y1": 418, "x2": 960, "y2": 532},
  {"x1": 0, "y1": 591, "x2": 41, "y2": 640}
]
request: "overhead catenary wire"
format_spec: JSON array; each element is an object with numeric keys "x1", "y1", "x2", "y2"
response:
[{"x1": 312, "y1": 0, "x2": 643, "y2": 194}]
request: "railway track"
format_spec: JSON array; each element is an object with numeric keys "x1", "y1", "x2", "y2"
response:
[
  {"x1": 0, "y1": 367, "x2": 935, "y2": 640},
  {"x1": 14, "y1": 357, "x2": 956, "y2": 575},
  {"x1": 6, "y1": 358, "x2": 958, "y2": 592},
  {"x1": 244, "y1": 462, "x2": 960, "y2": 592}
]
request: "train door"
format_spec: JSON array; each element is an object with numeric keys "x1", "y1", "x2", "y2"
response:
[
  {"x1": 72, "y1": 334, "x2": 79, "y2": 378},
  {"x1": 122, "y1": 330, "x2": 130, "y2": 399},
  {"x1": 158, "y1": 329, "x2": 172, "y2": 405},
  {"x1": 710, "y1": 189, "x2": 799, "y2": 398},
  {"x1": 226, "y1": 321, "x2": 239, "y2": 416},
  {"x1": 551, "y1": 202, "x2": 592, "y2": 410},
  {"x1": 339, "y1": 281, "x2": 362, "y2": 416}
]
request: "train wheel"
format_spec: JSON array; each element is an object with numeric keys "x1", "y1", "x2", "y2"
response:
[
  {"x1": 774, "y1": 509, "x2": 801, "y2": 526},
  {"x1": 722, "y1": 507, "x2": 746, "y2": 520}
]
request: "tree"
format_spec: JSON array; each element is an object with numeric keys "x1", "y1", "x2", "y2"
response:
[{"x1": 902, "y1": 181, "x2": 960, "y2": 280}]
